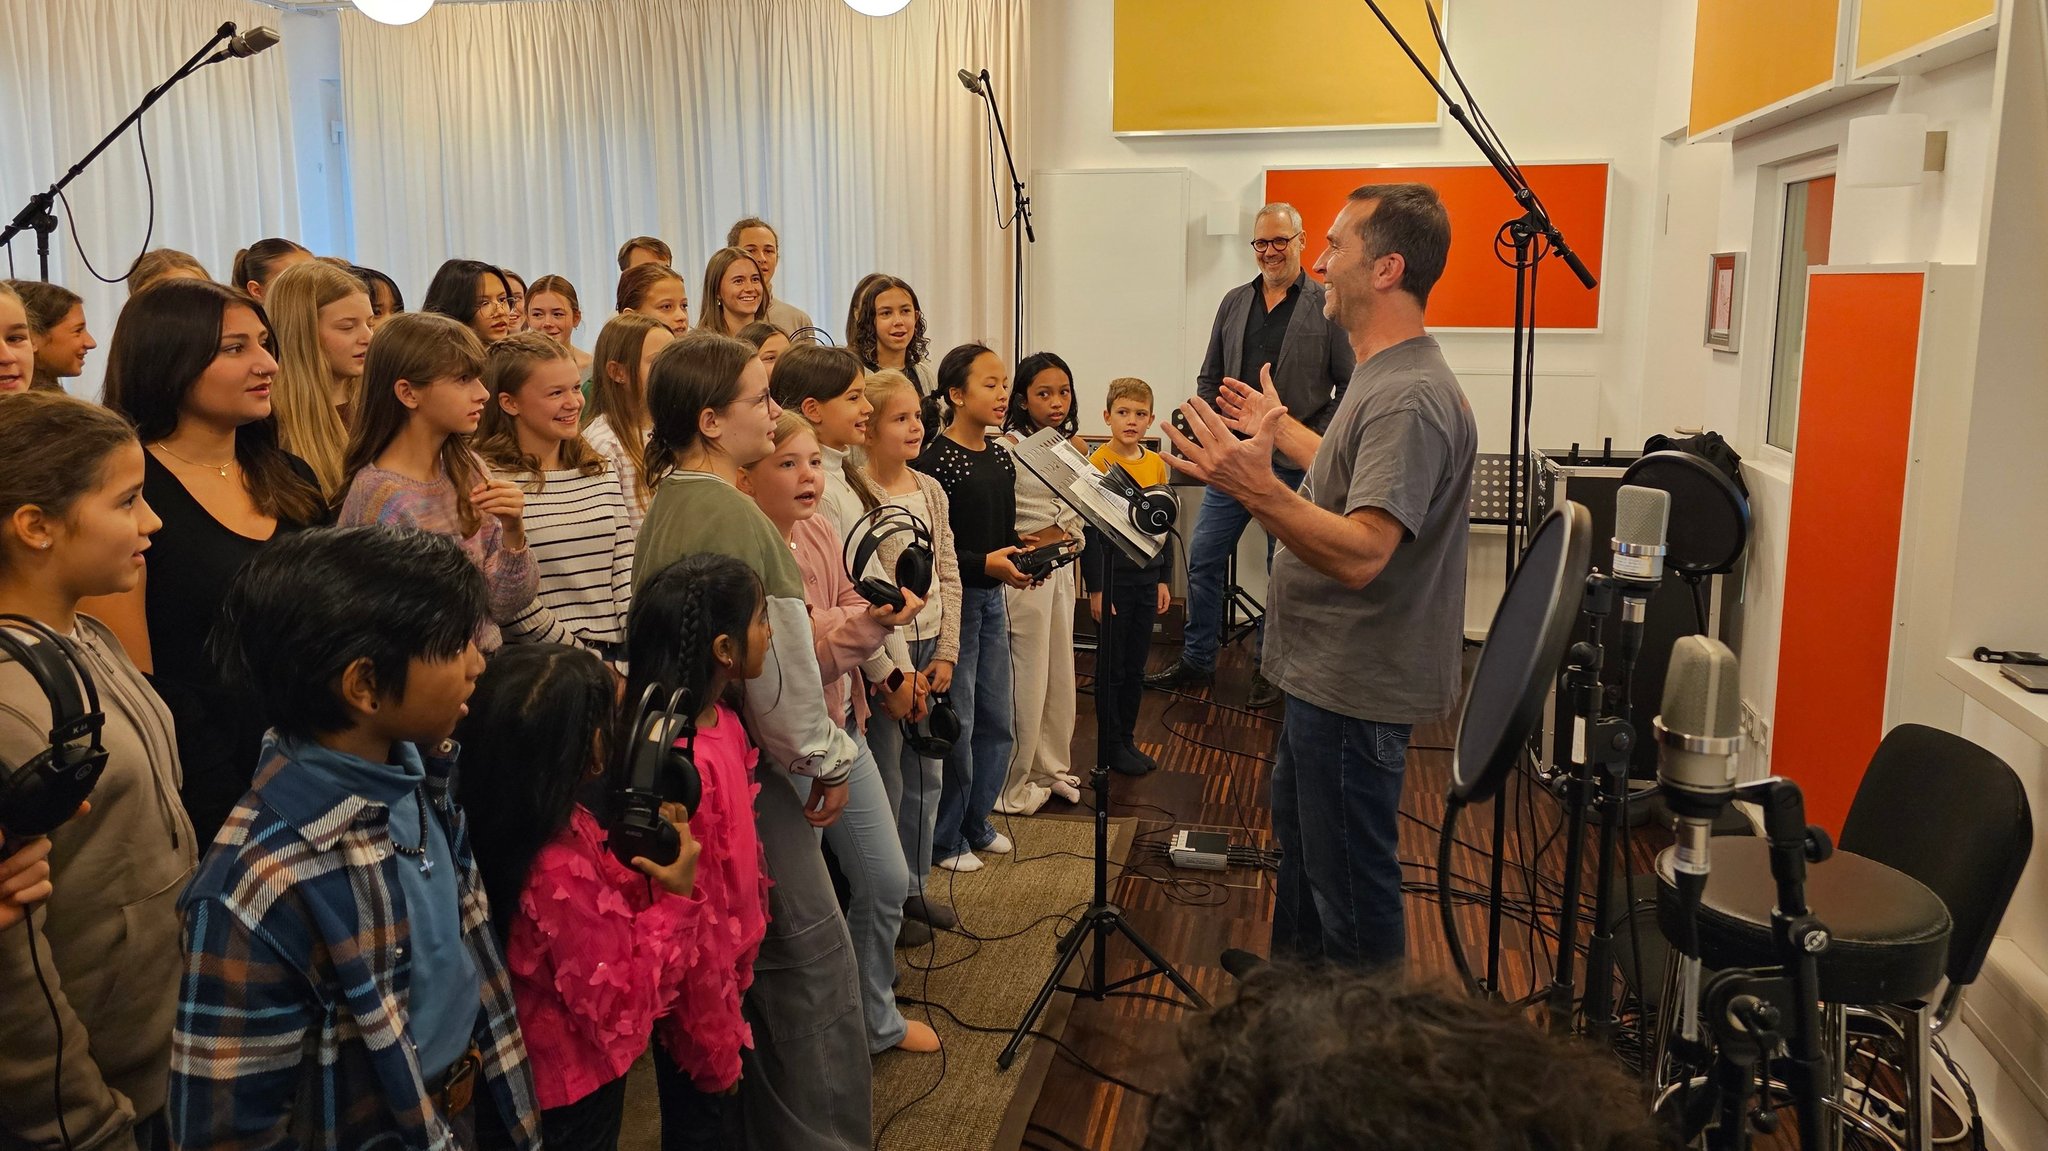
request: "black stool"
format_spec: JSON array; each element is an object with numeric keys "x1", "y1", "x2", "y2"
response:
[{"x1": 1652, "y1": 838, "x2": 1952, "y2": 1148}]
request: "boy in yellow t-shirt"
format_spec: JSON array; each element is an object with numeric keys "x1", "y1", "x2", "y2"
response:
[{"x1": 1085, "y1": 378, "x2": 1173, "y2": 775}]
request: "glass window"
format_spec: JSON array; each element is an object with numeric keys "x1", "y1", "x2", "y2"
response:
[{"x1": 1765, "y1": 175, "x2": 1836, "y2": 452}]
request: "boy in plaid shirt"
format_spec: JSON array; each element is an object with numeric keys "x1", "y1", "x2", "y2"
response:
[{"x1": 169, "y1": 527, "x2": 541, "y2": 1151}]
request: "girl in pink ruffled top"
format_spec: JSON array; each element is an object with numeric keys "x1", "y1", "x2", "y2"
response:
[{"x1": 454, "y1": 557, "x2": 772, "y2": 1149}]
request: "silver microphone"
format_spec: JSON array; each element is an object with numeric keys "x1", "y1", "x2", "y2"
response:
[
  {"x1": 1654, "y1": 634, "x2": 1743, "y2": 1040},
  {"x1": 1612, "y1": 484, "x2": 1669, "y2": 588},
  {"x1": 1611, "y1": 484, "x2": 1669, "y2": 663},
  {"x1": 956, "y1": 68, "x2": 983, "y2": 94},
  {"x1": 227, "y1": 26, "x2": 282, "y2": 58}
]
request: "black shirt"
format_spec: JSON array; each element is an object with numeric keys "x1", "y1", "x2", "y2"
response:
[
  {"x1": 913, "y1": 433, "x2": 1019, "y2": 590},
  {"x1": 1239, "y1": 273, "x2": 1303, "y2": 386},
  {"x1": 141, "y1": 451, "x2": 325, "y2": 845}
]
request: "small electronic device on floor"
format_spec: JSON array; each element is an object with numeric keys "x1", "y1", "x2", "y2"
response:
[{"x1": 1168, "y1": 830, "x2": 1232, "y2": 871}]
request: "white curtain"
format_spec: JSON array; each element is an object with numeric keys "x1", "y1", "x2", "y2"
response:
[
  {"x1": 339, "y1": 0, "x2": 1027, "y2": 357},
  {"x1": 0, "y1": 0, "x2": 301, "y2": 397}
]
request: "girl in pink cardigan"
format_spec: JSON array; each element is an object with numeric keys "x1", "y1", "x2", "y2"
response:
[
  {"x1": 455, "y1": 558, "x2": 773, "y2": 1148},
  {"x1": 740, "y1": 412, "x2": 940, "y2": 1055}
]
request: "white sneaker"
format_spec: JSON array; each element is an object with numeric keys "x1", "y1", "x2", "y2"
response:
[
  {"x1": 982, "y1": 831, "x2": 1014, "y2": 855},
  {"x1": 1048, "y1": 778, "x2": 1082, "y2": 803},
  {"x1": 935, "y1": 851, "x2": 984, "y2": 873}
]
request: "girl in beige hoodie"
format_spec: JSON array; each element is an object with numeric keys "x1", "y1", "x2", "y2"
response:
[{"x1": 0, "y1": 392, "x2": 196, "y2": 1151}]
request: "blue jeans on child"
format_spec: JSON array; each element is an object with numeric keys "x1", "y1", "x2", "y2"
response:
[
  {"x1": 867, "y1": 636, "x2": 942, "y2": 887},
  {"x1": 1269, "y1": 692, "x2": 1412, "y2": 970},
  {"x1": 793, "y1": 717, "x2": 911, "y2": 1053},
  {"x1": 933, "y1": 585, "x2": 1014, "y2": 859}
]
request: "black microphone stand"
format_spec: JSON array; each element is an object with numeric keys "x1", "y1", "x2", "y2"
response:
[
  {"x1": 0, "y1": 22, "x2": 241, "y2": 281},
  {"x1": 1667, "y1": 779, "x2": 1832, "y2": 1151},
  {"x1": 1530, "y1": 572, "x2": 1647, "y2": 1043},
  {"x1": 1353, "y1": 0, "x2": 1598, "y2": 1001},
  {"x1": 998, "y1": 444, "x2": 1206, "y2": 1071},
  {"x1": 967, "y1": 68, "x2": 1035, "y2": 369}
]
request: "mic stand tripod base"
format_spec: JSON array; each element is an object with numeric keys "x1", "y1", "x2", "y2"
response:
[{"x1": 995, "y1": 763, "x2": 1209, "y2": 1071}]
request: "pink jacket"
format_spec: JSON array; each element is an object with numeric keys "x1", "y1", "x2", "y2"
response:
[
  {"x1": 790, "y1": 515, "x2": 888, "y2": 728},
  {"x1": 504, "y1": 703, "x2": 768, "y2": 1100}
]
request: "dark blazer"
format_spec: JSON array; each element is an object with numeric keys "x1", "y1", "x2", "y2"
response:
[{"x1": 1196, "y1": 271, "x2": 1354, "y2": 434}]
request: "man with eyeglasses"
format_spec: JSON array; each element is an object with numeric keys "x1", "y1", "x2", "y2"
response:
[{"x1": 1149, "y1": 202, "x2": 1354, "y2": 710}]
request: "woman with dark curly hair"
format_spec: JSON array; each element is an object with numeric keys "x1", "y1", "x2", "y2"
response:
[{"x1": 1144, "y1": 965, "x2": 1673, "y2": 1151}]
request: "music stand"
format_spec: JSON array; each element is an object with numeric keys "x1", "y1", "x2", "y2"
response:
[{"x1": 997, "y1": 429, "x2": 1203, "y2": 1071}]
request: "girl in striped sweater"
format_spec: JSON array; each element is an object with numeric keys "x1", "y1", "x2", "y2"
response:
[{"x1": 476, "y1": 332, "x2": 635, "y2": 665}]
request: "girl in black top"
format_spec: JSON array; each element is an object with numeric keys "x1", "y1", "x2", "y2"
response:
[
  {"x1": 912, "y1": 344, "x2": 1030, "y2": 869},
  {"x1": 96, "y1": 279, "x2": 328, "y2": 845}
]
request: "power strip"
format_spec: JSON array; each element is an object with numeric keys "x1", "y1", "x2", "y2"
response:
[{"x1": 1168, "y1": 830, "x2": 1231, "y2": 870}]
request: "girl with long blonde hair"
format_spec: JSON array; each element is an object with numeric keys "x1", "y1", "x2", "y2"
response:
[{"x1": 267, "y1": 260, "x2": 375, "y2": 497}]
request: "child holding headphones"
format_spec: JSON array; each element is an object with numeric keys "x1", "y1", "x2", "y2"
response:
[
  {"x1": 455, "y1": 643, "x2": 703, "y2": 1151},
  {"x1": 741, "y1": 413, "x2": 939, "y2": 1056},
  {"x1": 857, "y1": 369, "x2": 962, "y2": 930},
  {"x1": 0, "y1": 392, "x2": 195, "y2": 1150}
]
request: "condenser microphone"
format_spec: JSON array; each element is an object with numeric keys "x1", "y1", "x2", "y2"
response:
[
  {"x1": 1610, "y1": 484, "x2": 1669, "y2": 665},
  {"x1": 957, "y1": 68, "x2": 983, "y2": 94},
  {"x1": 227, "y1": 26, "x2": 282, "y2": 58},
  {"x1": 1654, "y1": 634, "x2": 1743, "y2": 1040}
]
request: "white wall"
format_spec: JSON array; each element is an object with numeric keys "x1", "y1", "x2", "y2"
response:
[
  {"x1": 1027, "y1": 0, "x2": 1667, "y2": 610},
  {"x1": 1637, "y1": 0, "x2": 1997, "y2": 746}
]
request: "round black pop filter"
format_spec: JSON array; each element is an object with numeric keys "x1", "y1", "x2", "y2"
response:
[
  {"x1": 1451, "y1": 502, "x2": 1594, "y2": 804},
  {"x1": 1621, "y1": 450, "x2": 1750, "y2": 575}
]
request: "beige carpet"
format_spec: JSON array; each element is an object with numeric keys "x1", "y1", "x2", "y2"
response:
[{"x1": 614, "y1": 812, "x2": 1131, "y2": 1151}]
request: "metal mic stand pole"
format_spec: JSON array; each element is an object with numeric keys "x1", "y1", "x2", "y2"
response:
[
  {"x1": 973, "y1": 68, "x2": 1035, "y2": 370},
  {"x1": 0, "y1": 22, "x2": 239, "y2": 281},
  {"x1": 1351, "y1": 0, "x2": 1597, "y2": 993}
]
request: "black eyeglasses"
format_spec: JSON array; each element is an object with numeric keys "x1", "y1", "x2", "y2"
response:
[{"x1": 1250, "y1": 234, "x2": 1300, "y2": 253}]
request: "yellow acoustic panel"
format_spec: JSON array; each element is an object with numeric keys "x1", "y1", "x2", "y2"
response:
[
  {"x1": 1113, "y1": 0, "x2": 1444, "y2": 133},
  {"x1": 1689, "y1": 0, "x2": 1841, "y2": 138},
  {"x1": 1857, "y1": 0, "x2": 1995, "y2": 70}
]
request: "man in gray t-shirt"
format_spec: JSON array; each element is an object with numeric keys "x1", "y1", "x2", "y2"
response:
[{"x1": 1164, "y1": 184, "x2": 1475, "y2": 970}]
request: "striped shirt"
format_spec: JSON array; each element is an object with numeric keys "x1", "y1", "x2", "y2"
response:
[
  {"x1": 492, "y1": 466, "x2": 635, "y2": 654},
  {"x1": 582, "y1": 415, "x2": 647, "y2": 531}
]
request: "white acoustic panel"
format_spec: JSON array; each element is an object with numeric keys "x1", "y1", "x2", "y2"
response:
[{"x1": 1028, "y1": 168, "x2": 1189, "y2": 420}]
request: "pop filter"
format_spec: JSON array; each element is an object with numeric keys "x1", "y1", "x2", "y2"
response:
[
  {"x1": 1620, "y1": 451, "x2": 1749, "y2": 575},
  {"x1": 1451, "y1": 502, "x2": 1594, "y2": 803}
]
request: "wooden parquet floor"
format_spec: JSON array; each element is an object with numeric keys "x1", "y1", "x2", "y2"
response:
[{"x1": 1018, "y1": 621, "x2": 1675, "y2": 1151}]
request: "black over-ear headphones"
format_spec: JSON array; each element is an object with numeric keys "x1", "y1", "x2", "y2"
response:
[
  {"x1": 0, "y1": 615, "x2": 108, "y2": 840},
  {"x1": 843, "y1": 504, "x2": 935, "y2": 611},
  {"x1": 1102, "y1": 463, "x2": 1177, "y2": 535},
  {"x1": 608, "y1": 684, "x2": 703, "y2": 868},
  {"x1": 902, "y1": 691, "x2": 962, "y2": 759}
]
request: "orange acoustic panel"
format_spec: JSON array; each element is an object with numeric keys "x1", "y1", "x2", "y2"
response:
[
  {"x1": 1772, "y1": 271, "x2": 1925, "y2": 834},
  {"x1": 1263, "y1": 163, "x2": 1607, "y2": 330},
  {"x1": 1689, "y1": 0, "x2": 1841, "y2": 138},
  {"x1": 1857, "y1": 0, "x2": 1996, "y2": 71},
  {"x1": 1113, "y1": 0, "x2": 1444, "y2": 133}
]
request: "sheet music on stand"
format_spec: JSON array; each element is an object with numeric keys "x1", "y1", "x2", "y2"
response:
[{"x1": 1010, "y1": 427, "x2": 1165, "y2": 568}]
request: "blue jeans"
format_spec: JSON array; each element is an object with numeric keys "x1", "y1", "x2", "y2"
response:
[
  {"x1": 934, "y1": 585, "x2": 1014, "y2": 858},
  {"x1": 1180, "y1": 462, "x2": 1304, "y2": 671},
  {"x1": 867, "y1": 635, "x2": 942, "y2": 892},
  {"x1": 793, "y1": 717, "x2": 911, "y2": 1053},
  {"x1": 1269, "y1": 692, "x2": 1412, "y2": 969}
]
